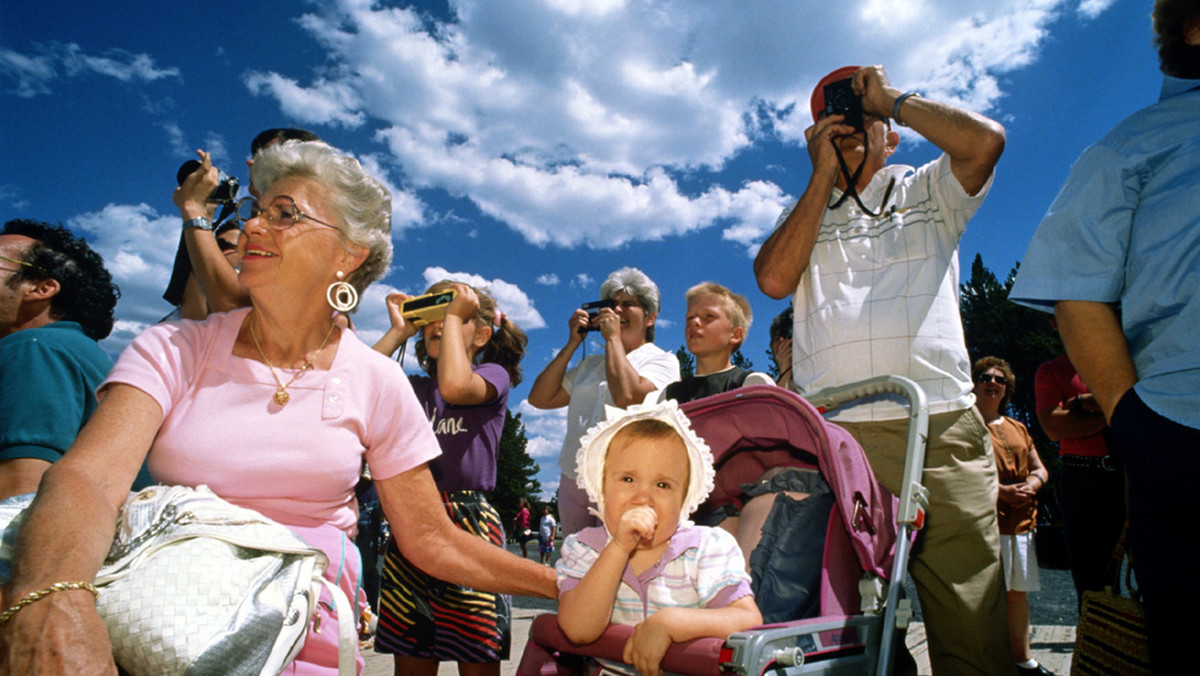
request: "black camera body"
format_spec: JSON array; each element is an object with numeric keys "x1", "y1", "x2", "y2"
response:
[
  {"x1": 822, "y1": 77, "x2": 864, "y2": 132},
  {"x1": 176, "y1": 160, "x2": 240, "y2": 205},
  {"x1": 578, "y1": 299, "x2": 616, "y2": 334}
]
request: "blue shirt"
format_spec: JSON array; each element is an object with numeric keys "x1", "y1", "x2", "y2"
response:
[
  {"x1": 1009, "y1": 76, "x2": 1200, "y2": 428},
  {"x1": 0, "y1": 322, "x2": 111, "y2": 463}
]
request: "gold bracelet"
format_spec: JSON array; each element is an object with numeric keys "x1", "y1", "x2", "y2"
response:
[{"x1": 0, "y1": 581, "x2": 99, "y2": 624}]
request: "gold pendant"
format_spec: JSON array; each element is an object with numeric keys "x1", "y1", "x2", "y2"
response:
[{"x1": 273, "y1": 389, "x2": 290, "y2": 406}]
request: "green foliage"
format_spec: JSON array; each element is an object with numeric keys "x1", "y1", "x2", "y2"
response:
[
  {"x1": 487, "y1": 409, "x2": 542, "y2": 533},
  {"x1": 764, "y1": 346, "x2": 781, "y2": 379},
  {"x1": 960, "y1": 254, "x2": 1063, "y2": 460},
  {"x1": 731, "y1": 348, "x2": 753, "y2": 372},
  {"x1": 675, "y1": 345, "x2": 695, "y2": 380}
]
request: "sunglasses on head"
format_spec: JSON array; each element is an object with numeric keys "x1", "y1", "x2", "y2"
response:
[{"x1": 976, "y1": 373, "x2": 1007, "y2": 385}]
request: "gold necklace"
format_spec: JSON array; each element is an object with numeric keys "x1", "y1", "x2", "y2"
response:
[{"x1": 249, "y1": 314, "x2": 336, "y2": 406}]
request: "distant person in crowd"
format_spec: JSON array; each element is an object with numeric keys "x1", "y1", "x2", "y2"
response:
[
  {"x1": 0, "y1": 220, "x2": 122, "y2": 501},
  {"x1": 1034, "y1": 323, "x2": 1124, "y2": 608},
  {"x1": 539, "y1": 505, "x2": 557, "y2": 566},
  {"x1": 515, "y1": 497, "x2": 534, "y2": 559},
  {"x1": 661, "y1": 282, "x2": 772, "y2": 404},
  {"x1": 168, "y1": 128, "x2": 321, "y2": 319},
  {"x1": 1009, "y1": 2, "x2": 1200, "y2": 668},
  {"x1": 373, "y1": 280, "x2": 527, "y2": 676},
  {"x1": 753, "y1": 62, "x2": 1011, "y2": 674},
  {"x1": 0, "y1": 141, "x2": 555, "y2": 674},
  {"x1": 528, "y1": 267, "x2": 679, "y2": 537},
  {"x1": 556, "y1": 401, "x2": 761, "y2": 676},
  {"x1": 768, "y1": 306, "x2": 794, "y2": 389},
  {"x1": 973, "y1": 357, "x2": 1054, "y2": 676}
]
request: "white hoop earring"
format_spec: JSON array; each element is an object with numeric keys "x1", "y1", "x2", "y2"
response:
[{"x1": 327, "y1": 272, "x2": 359, "y2": 313}]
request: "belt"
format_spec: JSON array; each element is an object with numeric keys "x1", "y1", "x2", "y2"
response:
[{"x1": 1060, "y1": 454, "x2": 1117, "y2": 471}]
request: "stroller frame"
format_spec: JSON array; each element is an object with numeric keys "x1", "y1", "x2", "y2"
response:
[{"x1": 519, "y1": 376, "x2": 929, "y2": 676}]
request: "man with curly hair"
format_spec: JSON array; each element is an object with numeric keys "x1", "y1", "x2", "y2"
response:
[
  {"x1": 1010, "y1": 1, "x2": 1200, "y2": 670},
  {"x1": 0, "y1": 219, "x2": 120, "y2": 500}
]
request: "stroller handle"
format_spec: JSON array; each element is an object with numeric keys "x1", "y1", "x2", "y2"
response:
[
  {"x1": 804, "y1": 375, "x2": 929, "y2": 528},
  {"x1": 806, "y1": 375, "x2": 930, "y2": 676}
]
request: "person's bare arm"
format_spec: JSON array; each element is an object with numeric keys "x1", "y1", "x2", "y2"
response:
[
  {"x1": 622, "y1": 597, "x2": 762, "y2": 676},
  {"x1": 372, "y1": 292, "x2": 419, "y2": 357},
  {"x1": 174, "y1": 150, "x2": 250, "y2": 313},
  {"x1": 1036, "y1": 393, "x2": 1107, "y2": 442},
  {"x1": 376, "y1": 464, "x2": 556, "y2": 598},
  {"x1": 1054, "y1": 301, "x2": 1137, "y2": 422},
  {"x1": 435, "y1": 284, "x2": 497, "y2": 405},
  {"x1": 596, "y1": 309, "x2": 659, "y2": 407},
  {"x1": 855, "y1": 65, "x2": 1005, "y2": 197},
  {"x1": 0, "y1": 458, "x2": 51, "y2": 501},
  {"x1": 753, "y1": 116, "x2": 848, "y2": 299},
  {"x1": 0, "y1": 385, "x2": 163, "y2": 675},
  {"x1": 527, "y1": 310, "x2": 589, "y2": 409}
]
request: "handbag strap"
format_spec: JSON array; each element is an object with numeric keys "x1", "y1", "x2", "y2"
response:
[{"x1": 318, "y1": 576, "x2": 356, "y2": 676}]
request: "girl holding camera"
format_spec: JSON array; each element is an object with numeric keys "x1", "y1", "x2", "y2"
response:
[{"x1": 372, "y1": 281, "x2": 527, "y2": 676}]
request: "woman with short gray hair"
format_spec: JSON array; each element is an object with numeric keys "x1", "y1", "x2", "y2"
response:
[{"x1": 528, "y1": 266, "x2": 680, "y2": 537}]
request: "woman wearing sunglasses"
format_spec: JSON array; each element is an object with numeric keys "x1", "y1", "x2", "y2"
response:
[
  {"x1": 0, "y1": 141, "x2": 556, "y2": 674},
  {"x1": 972, "y1": 356, "x2": 1054, "y2": 676}
]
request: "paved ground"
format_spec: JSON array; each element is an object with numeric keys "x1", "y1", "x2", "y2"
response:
[{"x1": 360, "y1": 543, "x2": 1081, "y2": 675}]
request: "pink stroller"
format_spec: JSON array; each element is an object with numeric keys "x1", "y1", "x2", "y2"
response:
[{"x1": 517, "y1": 377, "x2": 929, "y2": 676}]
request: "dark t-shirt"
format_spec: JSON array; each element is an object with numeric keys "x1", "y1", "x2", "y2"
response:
[
  {"x1": 662, "y1": 367, "x2": 749, "y2": 404},
  {"x1": 409, "y1": 363, "x2": 510, "y2": 492}
]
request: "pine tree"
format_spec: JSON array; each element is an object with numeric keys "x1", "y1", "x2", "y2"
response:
[{"x1": 488, "y1": 409, "x2": 542, "y2": 534}]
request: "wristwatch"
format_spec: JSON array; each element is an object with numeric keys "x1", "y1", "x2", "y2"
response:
[{"x1": 182, "y1": 217, "x2": 213, "y2": 231}]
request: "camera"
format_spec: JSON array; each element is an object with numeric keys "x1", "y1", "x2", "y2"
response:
[
  {"x1": 821, "y1": 77, "x2": 864, "y2": 132},
  {"x1": 578, "y1": 299, "x2": 616, "y2": 334},
  {"x1": 176, "y1": 160, "x2": 240, "y2": 205},
  {"x1": 401, "y1": 289, "x2": 457, "y2": 327}
]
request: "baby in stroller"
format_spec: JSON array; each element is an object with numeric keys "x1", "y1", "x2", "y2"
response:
[{"x1": 556, "y1": 400, "x2": 763, "y2": 675}]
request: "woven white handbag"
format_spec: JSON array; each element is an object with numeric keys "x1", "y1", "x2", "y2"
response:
[{"x1": 2, "y1": 486, "x2": 355, "y2": 676}]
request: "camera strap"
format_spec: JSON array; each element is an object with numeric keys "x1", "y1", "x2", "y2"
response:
[{"x1": 828, "y1": 134, "x2": 895, "y2": 218}]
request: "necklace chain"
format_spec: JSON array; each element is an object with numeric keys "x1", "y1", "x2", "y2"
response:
[{"x1": 249, "y1": 314, "x2": 336, "y2": 406}]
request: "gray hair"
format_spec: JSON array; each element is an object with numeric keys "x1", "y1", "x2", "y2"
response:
[
  {"x1": 250, "y1": 141, "x2": 393, "y2": 299},
  {"x1": 600, "y1": 267, "x2": 660, "y2": 342}
]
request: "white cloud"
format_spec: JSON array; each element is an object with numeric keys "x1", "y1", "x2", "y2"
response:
[
  {"x1": 421, "y1": 266, "x2": 547, "y2": 329},
  {"x1": 536, "y1": 274, "x2": 560, "y2": 286},
  {"x1": 68, "y1": 204, "x2": 180, "y2": 353},
  {"x1": 573, "y1": 273, "x2": 594, "y2": 289},
  {"x1": 239, "y1": 0, "x2": 1110, "y2": 253},
  {"x1": 0, "y1": 42, "x2": 178, "y2": 98},
  {"x1": 517, "y1": 399, "x2": 567, "y2": 461}
]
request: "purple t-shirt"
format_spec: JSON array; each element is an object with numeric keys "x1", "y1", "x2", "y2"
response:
[{"x1": 409, "y1": 362, "x2": 510, "y2": 492}]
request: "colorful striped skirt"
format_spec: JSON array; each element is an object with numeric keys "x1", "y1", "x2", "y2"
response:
[{"x1": 374, "y1": 490, "x2": 511, "y2": 662}]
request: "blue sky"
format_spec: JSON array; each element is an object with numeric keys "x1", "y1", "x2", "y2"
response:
[{"x1": 0, "y1": 0, "x2": 1162, "y2": 498}]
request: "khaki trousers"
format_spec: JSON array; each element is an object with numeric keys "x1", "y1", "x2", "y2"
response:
[{"x1": 839, "y1": 407, "x2": 1016, "y2": 676}]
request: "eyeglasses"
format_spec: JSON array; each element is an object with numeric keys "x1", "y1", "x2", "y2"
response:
[
  {"x1": 976, "y1": 373, "x2": 1007, "y2": 386},
  {"x1": 0, "y1": 254, "x2": 47, "y2": 275},
  {"x1": 233, "y1": 196, "x2": 340, "y2": 232}
]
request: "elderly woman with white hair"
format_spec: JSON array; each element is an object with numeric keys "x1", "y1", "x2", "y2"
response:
[
  {"x1": 528, "y1": 267, "x2": 680, "y2": 537},
  {"x1": 0, "y1": 141, "x2": 555, "y2": 674}
]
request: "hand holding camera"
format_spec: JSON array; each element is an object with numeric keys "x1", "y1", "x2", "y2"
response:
[
  {"x1": 173, "y1": 150, "x2": 240, "y2": 220},
  {"x1": 577, "y1": 299, "x2": 615, "y2": 335}
]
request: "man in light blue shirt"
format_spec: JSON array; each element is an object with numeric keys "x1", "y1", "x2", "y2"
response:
[{"x1": 1009, "y1": 2, "x2": 1200, "y2": 669}]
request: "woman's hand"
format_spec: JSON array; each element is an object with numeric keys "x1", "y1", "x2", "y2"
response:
[
  {"x1": 566, "y1": 308, "x2": 589, "y2": 347},
  {"x1": 173, "y1": 149, "x2": 220, "y2": 221},
  {"x1": 0, "y1": 587, "x2": 119, "y2": 675}
]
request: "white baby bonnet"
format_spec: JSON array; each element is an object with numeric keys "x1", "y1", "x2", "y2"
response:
[{"x1": 574, "y1": 399, "x2": 715, "y2": 527}]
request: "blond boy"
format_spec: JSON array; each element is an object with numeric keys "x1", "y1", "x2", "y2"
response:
[{"x1": 663, "y1": 282, "x2": 771, "y2": 403}]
